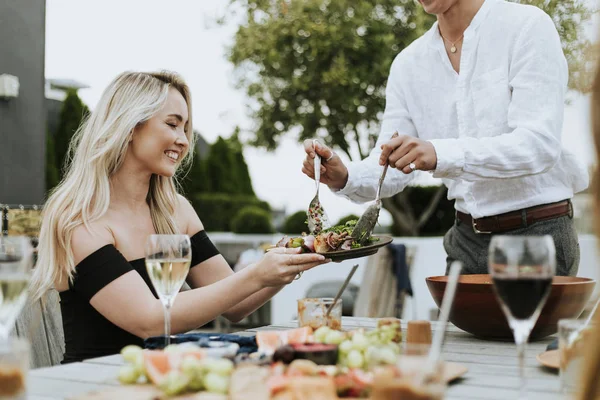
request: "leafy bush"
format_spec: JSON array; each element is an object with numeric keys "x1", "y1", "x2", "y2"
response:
[
  {"x1": 336, "y1": 214, "x2": 360, "y2": 226},
  {"x1": 231, "y1": 206, "x2": 274, "y2": 234},
  {"x1": 45, "y1": 130, "x2": 59, "y2": 192},
  {"x1": 191, "y1": 193, "x2": 271, "y2": 232},
  {"x1": 283, "y1": 211, "x2": 309, "y2": 234}
]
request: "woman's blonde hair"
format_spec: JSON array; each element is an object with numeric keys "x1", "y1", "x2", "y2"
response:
[
  {"x1": 578, "y1": 60, "x2": 600, "y2": 399},
  {"x1": 30, "y1": 71, "x2": 195, "y2": 301}
]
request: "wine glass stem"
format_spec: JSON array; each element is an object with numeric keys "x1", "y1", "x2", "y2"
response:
[
  {"x1": 163, "y1": 300, "x2": 172, "y2": 347},
  {"x1": 512, "y1": 321, "x2": 531, "y2": 400}
]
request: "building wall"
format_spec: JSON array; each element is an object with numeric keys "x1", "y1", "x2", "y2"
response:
[{"x1": 0, "y1": 0, "x2": 46, "y2": 205}]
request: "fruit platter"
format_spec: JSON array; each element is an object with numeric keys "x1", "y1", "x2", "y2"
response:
[{"x1": 103, "y1": 318, "x2": 466, "y2": 399}]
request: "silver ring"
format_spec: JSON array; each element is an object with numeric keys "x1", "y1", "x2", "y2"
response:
[
  {"x1": 326, "y1": 152, "x2": 335, "y2": 162},
  {"x1": 294, "y1": 271, "x2": 303, "y2": 280},
  {"x1": 409, "y1": 162, "x2": 416, "y2": 172}
]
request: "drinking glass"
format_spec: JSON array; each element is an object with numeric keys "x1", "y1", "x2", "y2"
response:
[
  {"x1": 488, "y1": 235, "x2": 555, "y2": 399},
  {"x1": 297, "y1": 297, "x2": 342, "y2": 330},
  {"x1": 0, "y1": 337, "x2": 29, "y2": 400},
  {"x1": 558, "y1": 318, "x2": 596, "y2": 393},
  {"x1": 0, "y1": 236, "x2": 33, "y2": 342},
  {"x1": 369, "y1": 343, "x2": 445, "y2": 400},
  {"x1": 145, "y1": 235, "x2": 191, "y2": 347}
]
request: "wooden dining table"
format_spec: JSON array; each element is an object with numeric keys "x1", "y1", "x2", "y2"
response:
[{"x1": 27, "y1": 317, "x2": 564, "y2": 399}]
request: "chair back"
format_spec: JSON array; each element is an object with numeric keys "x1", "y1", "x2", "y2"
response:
[
  {"x1": 354, "y1": 245, "x2": 416, "y2": 319},
  {"x1": 2, "y1": 204, "x2": 66, "y2": 367}
]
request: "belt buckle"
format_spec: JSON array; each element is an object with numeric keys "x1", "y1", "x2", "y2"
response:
[{"x1": 472, "y1": 218, "x2": 492, "y2": 234}]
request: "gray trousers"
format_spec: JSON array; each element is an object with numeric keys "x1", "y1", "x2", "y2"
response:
[{"x1": 443, "y1": 215, "x2": 580, "y2": 276}]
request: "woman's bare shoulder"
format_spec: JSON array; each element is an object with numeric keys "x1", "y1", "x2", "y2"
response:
[{"x1": 70, "y1": 219, "x2": 115, "y2": 266}]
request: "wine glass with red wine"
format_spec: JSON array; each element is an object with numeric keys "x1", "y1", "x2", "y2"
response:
[{"x1": 489, "y1": 235, "x2": 555, "y2": 399}]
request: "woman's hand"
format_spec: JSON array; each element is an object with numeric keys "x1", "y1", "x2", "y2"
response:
[
  {"x1": 250, "y1": 247, "x2": 330, "y2": 287},
  {"x1": 302, "y1": 139, "x2": 349, "y2": 190}
]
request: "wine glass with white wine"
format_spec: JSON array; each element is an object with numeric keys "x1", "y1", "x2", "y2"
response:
[
  {"x1": 0, "y1": 236, "x2": 34, "y2": 344},
  {"x1": 145, "y1": 235, "x2": 191, "y2": 347}
]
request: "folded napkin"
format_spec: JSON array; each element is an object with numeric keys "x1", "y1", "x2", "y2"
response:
[{"x1": 144, "y1": 333, "x2": 257, "y2": 354}]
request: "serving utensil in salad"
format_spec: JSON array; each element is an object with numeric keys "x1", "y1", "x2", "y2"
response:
[
  {"x1": 326, "y1": 264, "x2": 359, "y2": 318},
  {"x1": 351, "y1": 132, "x2": 398, "y2": 244},
  {"x1": 307, "y1": 139, "x2": 331, "y2": 234},
  {"x1": 418, "y1": 261, "x2": 462, "y2": 385}
]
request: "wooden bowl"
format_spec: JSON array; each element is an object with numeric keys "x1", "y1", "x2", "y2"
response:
[{"x1": 426, "y1": 274, "x2": 595, "y2": 340}]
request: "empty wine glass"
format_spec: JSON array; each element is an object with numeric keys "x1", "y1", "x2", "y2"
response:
[
  {"x1": 0, "y1": 236, "x2": 34, "y2": 343},
  {"x1": 488, "y1": 235, "x2": 555, "y2": 399},
  {"x1": 145, "y1": 235, "x2": 191, "y2": 347}
]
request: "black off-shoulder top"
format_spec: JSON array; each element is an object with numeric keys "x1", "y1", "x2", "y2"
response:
[{"x1": 59, "y1": 230, "x2": 220, "y2": 363}]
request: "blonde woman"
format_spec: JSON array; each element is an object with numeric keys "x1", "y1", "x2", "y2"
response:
[
  {"x1": 578, "y1": 61, "x2": 600, "y2": 399},
  {"x1": 30, "y1": 71, "x2": 329, "y2": 363}
]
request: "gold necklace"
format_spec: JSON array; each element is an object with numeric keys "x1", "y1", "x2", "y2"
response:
[{"x1": 439, "y1": 29, "x2": 464, "y2": 54}]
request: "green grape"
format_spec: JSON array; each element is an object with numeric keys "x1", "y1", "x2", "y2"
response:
[
  {"x1": 120, "y1": 345, "x2": 143, "y2": 364},
  {"x1": 118, "y1": 364, "x2": 140, "y2": 384},
  {"x1": 159, "y1": 370, "x2": 190, "y2": 396},
  {"x1": 379, "y1": 347, "x2": 397, "y2": 365},
  {"x1": 201, "y1": 357, "x2": 233, "y2": 375},
  {"x1": 203, "y1": 372, "x2": 230, "y2": 394},
  {"x1": 314, "y1": 326, "x2": 331, "y2": 343},
  {"x1": 380, "y1": 331, "x2": 395, "y2": 344},
  {"x1": 181, "y1": 356, "x2": 203, "y2": 377},
  {"x1": 339, "y1": 340, "x2": 353, "y2": 354},
  {"x1": 352, "y1": 333, "x2": 369, "y2": 351},
  {"x1": 324, "y1": 330, "x2": 345, "y2": 345},
  {"x1": 347, "y1": 350, "x2": 364, "y2": 369},
  {"x1": 131, "y1": 353, "x2": 145, "y2": 376},
  {"x1": 208, "y1": 358, "x2": 234, "y2": 376},
  {"x1": 338, "y1": 353, "x2": 348, "y2": 367},
  {"x1": 364, "y1": 346, "x2": 379, "y2": 364},
  {"x1": 188, "y1": 373, "x2": 205, "y2": 391}
]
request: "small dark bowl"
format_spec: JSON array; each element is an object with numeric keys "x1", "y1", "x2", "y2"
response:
[
  {"x1": 273, "y1": 343, "x2": 339, "y2": 365},
  {"x1": 426, "y1": 274, "x2": 595, "y2": 340}
]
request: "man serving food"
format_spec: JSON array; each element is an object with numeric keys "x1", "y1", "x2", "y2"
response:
[{"x1": 301, "y1": 0, "x2": 588, "y2": 275}]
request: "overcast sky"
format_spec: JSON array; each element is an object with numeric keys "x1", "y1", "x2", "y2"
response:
[{"x1": 45, "y1": 0, "x2": 597, "y2": 226}]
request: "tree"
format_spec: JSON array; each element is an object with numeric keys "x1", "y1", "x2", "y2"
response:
[
  {"x1": 201, "y1": 131, "x2": 256, "y2": 196},
  {"x1": 45, "y1": 130, "x2": 60, "y2": 192},
  {"x1": 227, "y1": 128, "x2": 256, "y2": 196},
  {"x1": 227, "y1": 0, "x2": 592, "y2": 236},
  {"x1": 179, "y1": 132, "x2": 211, "y2": 196},
  {"x1": 54, "y1": 90, "x2": 89, "y2": 178},
  {"x1": 204, "y1": 136, "x2": 239, "y2": 194}
]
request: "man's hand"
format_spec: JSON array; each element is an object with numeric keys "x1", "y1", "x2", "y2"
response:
[
  {"x1": 302, "y1": 139, "x2": 349, "y2": 190},
  {"x1": 379, "y1": 135, "x2": 437, "y2": 174}
]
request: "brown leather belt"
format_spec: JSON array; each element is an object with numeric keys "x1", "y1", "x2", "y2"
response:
[{"x1": 456, "y1": 200, "x2": 573, "y2": 234}]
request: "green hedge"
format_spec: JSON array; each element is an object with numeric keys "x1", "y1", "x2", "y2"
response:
[
  {"x1": 191, "y1": 193, "x2": 271, "y2": 232},
  {"x1": 336, "y1": 214, "x2": 360, "y2": 226},
  {"x1": 231, "y1": 206, "x2": 274, "y2": 234},
  {"x1": 283, "y1": 210, "x2": 309, "y2": 235}
]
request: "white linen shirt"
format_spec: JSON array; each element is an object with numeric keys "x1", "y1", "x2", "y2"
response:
[{"x1": 336, "y1": 0, "x2": 588, "y2": 219}]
